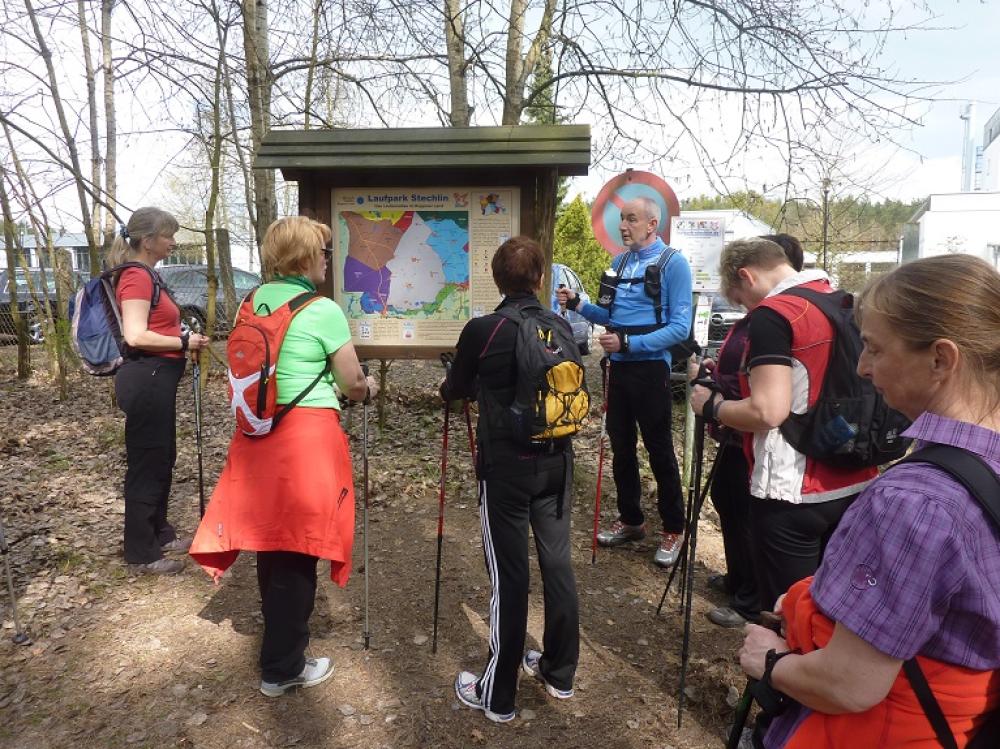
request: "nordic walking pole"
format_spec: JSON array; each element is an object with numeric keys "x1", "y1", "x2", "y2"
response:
[
  {"x1": 432, "y1": 353, "x2": 453, "y2": 654},
  {"x1": 726, "y1": 614, "x2": 782, "y2": 747},
  {"x1": 726, "y1": 680, "x2": 756, "y2": 749},
  {"x1": 463, "y1": 401, "x2": 476, "y2": 465},
  {"x1": 361, "y1": 363, "x2": 371, "y2": 650},
  {"x1": 191, "y1": 324, "x2": 205, "y2": 519},
  {"x1": 0, "y1": 512, "x2": 30, "y2": 646},
  {"x1": 592, "y1": 356, "x2": 610, "y2": 564},
  {"x1": 655, "y1": 451, "x2": 721, "y2": 615},
  {"x1": 677, "y1": 403, "x2": 706, "y2": 728}
]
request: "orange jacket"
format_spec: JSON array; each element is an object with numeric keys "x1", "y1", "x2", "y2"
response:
[
  {"x1": 781, "y1": 578, "x2": 1000, "y2": 748},
  {"x1": 190, "y1": 408, "x2": 356, "y2": 587}
]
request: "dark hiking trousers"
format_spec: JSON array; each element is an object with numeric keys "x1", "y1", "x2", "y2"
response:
[
  {"x1": 710, "y1": 442, "x2": 760, "y2": 620},
  {"x1": 257, "y1": 550, "x2": 319, "y2": 683},
  {"x1": 115, "y1": 356, "x2": 185, "y2": 564},
  {"x1": 475, "y1": 451, "x2": 579, "y2": 716},
  {"x1": 606, "y1": 360, "x2": 685, "y2": 532},
  {"x1": 749, "y1": 492, "x2": 857, "y2": 613}
]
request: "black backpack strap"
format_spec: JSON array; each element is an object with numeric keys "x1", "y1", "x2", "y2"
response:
[
  {"x1": 269, "y1": 291, "x2": 330, "y2": 429},
  {"x1": 651, "y1": 248, "x2": 678, "y2": 325},
  {"x1": 902, "y1": 659, "x2": 959, "y2": 749},
  {"x1": 899, "y1": 444, "x2": 1000, "y2": 529},
  {"x1": 108, "y1": 261, "x2": 162, "y2": 307},
  {"x1": 895, "y1": 445, "x2": 1000, "y2": 748}
]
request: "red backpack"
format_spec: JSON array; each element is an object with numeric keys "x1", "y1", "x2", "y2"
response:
[{"x1": 227, "y1": 290, "x2": 328, "y2": 437}]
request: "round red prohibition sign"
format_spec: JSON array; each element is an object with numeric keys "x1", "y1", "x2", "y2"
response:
[{"x1": 590, "y1": 170, "x2": 681, "y2": 256}]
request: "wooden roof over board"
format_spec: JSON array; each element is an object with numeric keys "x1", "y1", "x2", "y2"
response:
[{"x1": 255, "y1": 125, "x2": 591, "y2": 179}]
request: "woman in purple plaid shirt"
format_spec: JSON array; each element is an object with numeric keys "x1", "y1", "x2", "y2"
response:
[{"x1": 737, "y1": 254, "x2": 1000, "y2": 748}]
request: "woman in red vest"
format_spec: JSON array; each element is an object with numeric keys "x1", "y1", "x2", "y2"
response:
[
  {"x1": 737, "y1": 254, "x2": 1000, "y2": 747},
  {"x1": 111, "y1": 207, "x2": 211, "y2": 575},
  {"x1": 190, "y1": 216, "x2": 376, "y2": 698}
]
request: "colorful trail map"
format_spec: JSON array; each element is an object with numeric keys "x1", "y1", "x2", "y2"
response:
[{"x1": 339, "y1": 210, "x2": 470, "y2": 320}]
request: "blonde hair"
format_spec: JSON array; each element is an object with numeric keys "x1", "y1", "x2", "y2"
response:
[
  {"x1": 261, "y1": 216, "x2": 332, "y2": 277},
  {"x1": 857, "y1": 254, "x2": 1000, "y2": 412},
  {"x1": 107, "y1": 207, "x2": 179, "y2": 267},
  {"x1": 718, "y1": 237, "x2": 790, "y2": 298}
]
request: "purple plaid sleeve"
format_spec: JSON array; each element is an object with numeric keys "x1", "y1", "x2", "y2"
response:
[
  {"x1": 811, "y1": 475, "x2": 965, "y2": 660},
  {"x1": 811, "y1": 412, "x2": 1000, "y2": 668}
]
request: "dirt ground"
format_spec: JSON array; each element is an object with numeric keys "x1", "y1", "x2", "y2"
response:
[{"x1": 0, "y1": 346, "x2": 750, "y2": 749}]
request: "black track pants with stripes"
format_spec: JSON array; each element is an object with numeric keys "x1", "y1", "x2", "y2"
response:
[{"x1": 475, "y1": 451, "x2": 580, "y2": 715}]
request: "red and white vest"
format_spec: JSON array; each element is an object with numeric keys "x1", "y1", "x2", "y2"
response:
[{"x1": 738, "y1": 273, "x2": 876, "y2": 503}]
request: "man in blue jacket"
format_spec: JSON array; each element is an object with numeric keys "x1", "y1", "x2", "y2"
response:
[{"x1": 557, "y1": 197, "x2": 692, "y2": 566}]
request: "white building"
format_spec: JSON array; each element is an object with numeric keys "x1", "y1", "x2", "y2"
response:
[
  {"x1": 0, "y1": 233, "x2": 90, "y2": 272},
  {"x1": 981, "y1": 108, "x2": 1000, "y2": 192},
  {"x1": 901, "y1": 192, "x2": 1000, "y2": 269}
]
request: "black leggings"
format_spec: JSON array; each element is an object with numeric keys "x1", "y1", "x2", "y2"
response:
[
  {"x1": 115, "y1": 356, "x2": 185, "y2": 563},
  {"x1": 749, "y1": 492, "x2": 857, "y2": 613},
  {"x1": 257, "y1": 551, "x2": 319, "y2": 682}
]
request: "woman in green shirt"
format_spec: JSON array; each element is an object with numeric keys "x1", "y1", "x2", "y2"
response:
[{"x1": 191, "y1": 216, "x2": 376, "y2": 698}]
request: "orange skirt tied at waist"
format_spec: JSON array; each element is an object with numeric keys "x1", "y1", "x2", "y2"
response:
[
  {"x1": 190, "y1": 407, "x2": 356, "y2": 587},
  {"x1": 781, "y1": 577, "x2": 1000, "y2": 748}
]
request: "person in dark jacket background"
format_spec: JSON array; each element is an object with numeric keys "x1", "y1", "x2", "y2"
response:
[{"x1": 442, "y1": 236, "x2": 580, "y2": 724}]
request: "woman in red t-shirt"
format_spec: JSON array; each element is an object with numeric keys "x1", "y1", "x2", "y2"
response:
[{"x1": 109, "y1": 207, "x2": 209, "y2": 575}]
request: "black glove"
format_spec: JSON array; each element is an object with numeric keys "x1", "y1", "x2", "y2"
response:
[{"x1": 565, "y1": 293, "x2": 581, "y2": 312}]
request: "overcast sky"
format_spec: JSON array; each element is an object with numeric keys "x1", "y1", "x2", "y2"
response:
[{"x1": 569, "y1": 0, "x2": 1000, "y2": 204}]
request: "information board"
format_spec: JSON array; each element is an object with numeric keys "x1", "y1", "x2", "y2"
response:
[
  {"x1": 332, "y1": 187, "x2": 520, "y2": 349},
  {"x1": 669, "y1": 217, "x2": 726, "y2": 293}
]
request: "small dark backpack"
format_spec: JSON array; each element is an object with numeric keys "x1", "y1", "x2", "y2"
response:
[
  {"x1": 776, "y1": 286, "x2": 912, "y2": 468},
  {"x1": 489, "y1": 304, "x2": 590, "y2": 445},
  {"x1": 71, "y1": 261, "x2": 163, "y2": 376}
]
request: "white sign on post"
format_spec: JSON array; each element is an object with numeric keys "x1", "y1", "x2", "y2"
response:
[{"x1": 670, "y1": 217, "x2": 726, "y2": 293}]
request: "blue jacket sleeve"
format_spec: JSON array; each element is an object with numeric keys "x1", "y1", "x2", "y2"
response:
[
  {"x1": 629, "y1": 253, "x2": 692, "y2": 354},
  {"x1": 577, "y1": 300, "x2": 610, "y2": 326}
]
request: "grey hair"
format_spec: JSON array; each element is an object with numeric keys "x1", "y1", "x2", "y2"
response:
[{"x1": 637, "y1": 196, "x2": 661, "y2": 227}]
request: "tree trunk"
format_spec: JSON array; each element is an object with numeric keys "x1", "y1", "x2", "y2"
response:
[
  {"x1": 78, "y1": 0, "x2": 102, "y2": 267},
  {"x1": 216, "y1": 228, "x2": 237, "y2": 325},
  {"x1": 443, "y1": 0, "x2": 470, "y2": 127},
  {"x1": 23, "y1": 0, "x2": 99, "y2": 274},
  {"x1": 0, "y1": 173, "x2": 30, "y2": 378},
  {"x1": 303, "y1": 0, "x2": 323, "y2": 129},
  {"x1": 101, "y1": 0, "x2": 118, "y2": 261},
  {"x1": 501, "y1": 0, "x2": 556, "y2": 126},
  {"x1": 241, "y1": 0, "x2": 276, "y2": 266},
  {"x1": 219, "y1": 8, "x2": 256, "y2": 271}
]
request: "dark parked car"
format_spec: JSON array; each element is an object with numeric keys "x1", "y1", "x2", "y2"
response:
[
  {"x1": 550, "y1": 262, "x2": 594, "y2": 354},
  {"x1": 157, "y1": 264, "x2": 261, "y2": 335},
  {"x1": 705, "y1": 295, "x2": 745, "y2": 358},
  {"x1": 0, "y1": 268, "x2": 84, "y2": 344}
]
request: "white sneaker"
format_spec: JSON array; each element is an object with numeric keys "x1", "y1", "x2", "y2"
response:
[
  {"x1": 260, "y1": 657, "x2": 334, "y2": 697},
  {"x1": 453, "y1": 671, "x2": 515, "y2": 723},
  {"x1": 521, "y1": 650, "x2": 574, "y2": 699}
]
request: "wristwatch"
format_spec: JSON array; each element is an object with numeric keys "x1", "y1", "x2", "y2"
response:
[
  {"x1": 179, "y1": 332, "x2": 190, "y2": 352},
  {"x1": 763, "y1": 648, "x2": 792, "y2": 690}
]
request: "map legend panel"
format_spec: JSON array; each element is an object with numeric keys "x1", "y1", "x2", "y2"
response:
[{"x1": 333, "y1": 187, "x2": 520, "y2": 349}]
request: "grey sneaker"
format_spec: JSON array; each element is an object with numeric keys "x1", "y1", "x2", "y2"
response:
[
  {"x1": 521, "y1": 650, "x2": 573, "y2": 699},
  {"x1": 454, "y1": 671, "x2": 515, "y2": 723},
  {"x1": 706, "y1": 606, "x2": 749, "y2": 629},
  {"x1": 161, "y1": 537, "x2": 192, "y2": 553},
  {"x1": 653, "y1": 531, "x2": 684, "y2": 567},
  {"x1": 260, "y1": 657, "x2": 334, "y2": 697},
  {"x1": 131, "y1": 557, "x2": 185, "y2": 575},
  {"x1": 596, "y1": 520, "x2": 647, "y2": 547}
]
